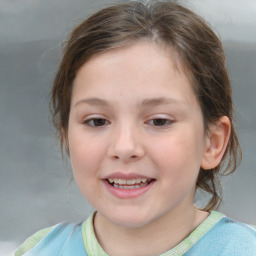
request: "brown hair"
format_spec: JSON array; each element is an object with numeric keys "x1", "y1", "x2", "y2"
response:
[{"x1": 50, "y1": 1, "x2": 241, "y2": 210}]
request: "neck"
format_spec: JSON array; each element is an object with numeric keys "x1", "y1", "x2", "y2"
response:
[{"x1": 94, "y1": 205, "x2": 209, "y2": 256}]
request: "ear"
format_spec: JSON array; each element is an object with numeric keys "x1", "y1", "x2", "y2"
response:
[{"x1": 201, "y1": 116, "x2": 231, "y2": 170}]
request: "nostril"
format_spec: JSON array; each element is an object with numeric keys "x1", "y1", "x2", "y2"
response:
[{"x1": 112, "y1": 155, "x2": 137, "y2": 160}]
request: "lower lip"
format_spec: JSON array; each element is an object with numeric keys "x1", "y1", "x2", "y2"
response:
[{"x1": 103, "y1": 180, "x2": 155, "y2": 199}]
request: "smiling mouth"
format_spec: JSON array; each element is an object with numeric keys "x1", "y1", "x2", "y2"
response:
[{"x1": 107, "y1": 178, "x2": 153, "y2": 189}]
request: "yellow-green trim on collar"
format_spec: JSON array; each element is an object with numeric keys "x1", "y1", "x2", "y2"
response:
[
  {"x1": 81, "y1": 211, "x2": 224, "y2": 256},
  {"x1": 82, "y1": 211, "x2": 109, "y2": 256}
]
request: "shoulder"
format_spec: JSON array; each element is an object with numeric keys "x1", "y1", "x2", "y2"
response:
[
  {"x1": 187, "y1": 213, "x2": 256, "y2": 255},
  {"x1": 210, "y1": 216, "x2": 256, "y2": 254},
  {"x1": 15, "y1": 225, "x2": 54, "y2": 256},
  {"x1": 14, "y1": 222, "x2": 86, "y2": 256},
  {"x1": 214, "y1": 216, "x2": 256, "y2": 239}
]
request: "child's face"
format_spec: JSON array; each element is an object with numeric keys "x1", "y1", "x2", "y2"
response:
[{"x1": 68, "y1": 42, "x2": 209, "y2": 228}]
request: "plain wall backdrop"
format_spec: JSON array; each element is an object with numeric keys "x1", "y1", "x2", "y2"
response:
[{"x1": 0, "y1": 0, "x2": 255, "y2": 254}]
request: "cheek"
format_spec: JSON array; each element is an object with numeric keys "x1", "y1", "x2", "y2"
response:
[
  {"x1": 68, "y1": 131, "x2": 106, "y2": 200},
  {"x1": 68, "y1": 130, "x2": 105, "y2": 179},
  {"x1": 150, "y1": 131, "x2": 203, "y2": 184}
]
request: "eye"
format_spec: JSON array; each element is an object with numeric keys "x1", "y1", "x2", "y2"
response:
[
  {"x1": 148, "y1": 118, "x2": 172, "y2": 127},
  {"x1": 84, "y1": 118, "x2": 110, "y2": 127}
]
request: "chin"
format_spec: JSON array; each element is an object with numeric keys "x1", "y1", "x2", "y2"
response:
[{"x1": 104, "y1": 209, "x2": 154, "y2": 229}]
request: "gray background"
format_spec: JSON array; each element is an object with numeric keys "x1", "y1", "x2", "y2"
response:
[{"x1": 0, "y1": 0, "x2": 255, "y2": 255}]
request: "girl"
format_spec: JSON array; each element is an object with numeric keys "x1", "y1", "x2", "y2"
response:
[{"x1": 15, "y1": 1, "x2": 256, "y2": 255}]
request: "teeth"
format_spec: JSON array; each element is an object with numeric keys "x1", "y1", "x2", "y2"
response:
[
  {"x1": 108, "y1": 178, "x2": 148, "y2": 185},
  {"x1": 108, "y1": 177, "x2": 151, "y2": 189},
  {"x1": 118, "y1": 178, "x2": 126, "y2": 185},
  {"x1": 127, "y1": 179, "x2": 136, "y2": 185},
  {"x1": 112, "y1": 182, "x2": 149, "y2": 189}
]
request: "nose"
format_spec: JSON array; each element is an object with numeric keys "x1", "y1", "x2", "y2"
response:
[{"x1": 108, "y1": 123, "x2": 145, "y2": 162}]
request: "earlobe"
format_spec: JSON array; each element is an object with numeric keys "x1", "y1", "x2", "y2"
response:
[{"x1": 201, "y1": 116, "x2": 231, "y2": 170}]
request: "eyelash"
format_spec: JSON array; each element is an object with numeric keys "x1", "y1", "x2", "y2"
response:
[
  {"x1": 84, "y1": 118, "x2": 110, "y2": 127},
  {"x1": 83, "y1": 118, "x2": 172, "y2": 128},
  {"x1": 147, "y1": 119, "x2": 172, "y2": 127}
]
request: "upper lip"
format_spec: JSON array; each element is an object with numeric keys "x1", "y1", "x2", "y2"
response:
[{"x1": 103, "y1": 172, "x2": 153, "y2": 180}]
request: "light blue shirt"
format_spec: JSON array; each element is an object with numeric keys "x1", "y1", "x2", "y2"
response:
[{"x1": 15, "y1": 211, "x2": 256, "y2": 256}]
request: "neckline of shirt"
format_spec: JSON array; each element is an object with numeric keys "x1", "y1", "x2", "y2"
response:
[{"x1": 82, "y1": 210, "x2": 225, "y2": 256}]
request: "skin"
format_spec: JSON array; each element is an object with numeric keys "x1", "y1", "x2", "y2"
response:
[{"x1": 67, "y1": 41, "x2": 230, "y2": 255}]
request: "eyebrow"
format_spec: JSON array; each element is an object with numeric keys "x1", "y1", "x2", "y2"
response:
[
  {"x1": 74, "y1": 97, "x2": 110, "y2": 107},
  {"x1": 74, "y1": 97, "x2": 186, "y2": 107},
  {"x1": 141, "y1": 97, "x2": 186, "y2": 106}
]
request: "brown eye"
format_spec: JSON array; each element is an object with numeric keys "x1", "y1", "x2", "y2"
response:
[
  {"x1": 85, "y1": 118, "x2": 110, "y2": 127},
  {"x1": 149, "y1": 119, "x2": 172, "y2": 126}
]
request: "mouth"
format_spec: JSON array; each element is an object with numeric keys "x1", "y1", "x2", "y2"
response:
[
  {"x1": 107, "y1": 178, "x2": 153, "y2": 189},
  {"x1": 103, "y1": 173, "x2": 156, "y2": 199}
]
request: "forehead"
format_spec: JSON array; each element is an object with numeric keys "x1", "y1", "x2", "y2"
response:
[
  {"x1": 77, "y1": 41, "x2": 185, "y2": 78},
  {"x1": 71, "y1": 41, "x2": 197, "y2": 107}
]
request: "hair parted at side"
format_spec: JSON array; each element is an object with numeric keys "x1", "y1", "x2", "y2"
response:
[{"x1": 50, "y1": 0, "x2": 241, "y2": 211}]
